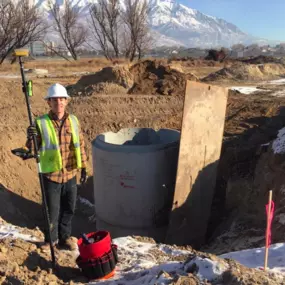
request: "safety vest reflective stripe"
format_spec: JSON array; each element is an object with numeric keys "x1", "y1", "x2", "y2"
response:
[
  {"x1": 38, "y1": 114, "x2": 60, "y2": 151},
  {"x1": 69, "y1": 114, "x2": 80, "y2": 148},
  {"x1": 69, "y1": 114, "x2": 82, "y2": 169}
]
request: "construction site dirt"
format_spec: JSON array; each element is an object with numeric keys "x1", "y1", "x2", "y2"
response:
[{"x1": 1, "y1": 57, "x2": 285, "y2": 284}]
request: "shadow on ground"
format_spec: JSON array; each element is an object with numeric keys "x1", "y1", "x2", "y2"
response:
[
  {"x1": 207, "y1": 105, "x2": 285, "y2": 242},
  {"x1": 23, "y1": 251, "x2": 89, "y2": 283},
  {"x1": 166, "y1": 103, "x2": 285, "y2": 248},
  {"x1": 0, "y1": 182, "x2": 96, "y2": 239}
]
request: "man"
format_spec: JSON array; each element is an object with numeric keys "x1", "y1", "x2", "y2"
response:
[{"x1": 27, "y1": 83, "x2": 87, "y2": 251}]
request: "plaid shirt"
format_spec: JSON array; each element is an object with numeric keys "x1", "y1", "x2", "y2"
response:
[{"x1": 27, "y1": 111, "x2": 87, "y2": 183}]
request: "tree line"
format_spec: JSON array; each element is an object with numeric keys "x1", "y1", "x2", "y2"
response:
[{"x1": 0, "y1": 0, "x2": 153, "y2": 63}]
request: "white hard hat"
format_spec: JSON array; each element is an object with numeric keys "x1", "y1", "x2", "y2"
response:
[{"x1": 44, "y1": 83, "x2": 70, "y2": 100}]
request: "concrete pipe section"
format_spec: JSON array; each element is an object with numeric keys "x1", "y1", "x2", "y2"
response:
[{"x1": 92, "y1": 128, "x2": 180, "y2": 242}]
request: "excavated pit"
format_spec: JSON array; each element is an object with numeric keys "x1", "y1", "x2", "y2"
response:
[{"x1": 2, "y1": 57, "x2": 285, "y2": 283}]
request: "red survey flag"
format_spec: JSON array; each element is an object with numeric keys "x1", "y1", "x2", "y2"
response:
[{"x1": 265, "y1": 200, "x2": 275, "y2": 248}]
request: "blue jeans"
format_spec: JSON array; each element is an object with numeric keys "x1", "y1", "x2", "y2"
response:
[{"x1": 42, "y1": 176, "x2": 77, "y2": 243}]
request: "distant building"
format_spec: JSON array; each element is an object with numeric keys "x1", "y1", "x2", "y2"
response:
[
  {"x1": 29, "y1": 41, "x2": 46, "y2": 56},
  {"x1": 45, "y1": 41, "x2": 56, "y2": 56},
  {"x1": 23, "y1": 41, "x2": 58, "y2": 56},
  {"x1": 237, "y1": 51, "x2": 244, "y2": 58}
]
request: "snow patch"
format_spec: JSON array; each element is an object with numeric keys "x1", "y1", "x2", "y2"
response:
[
  {"x1": 114, "y1": 236, "x2": 156, "y2": 254},
  {"x1": 159, "y1": 244, "x2": 190, "y2": 256},
  {"x1": 272, "y1": 127, "x2": 285, "y2": 154},
  {"x1": 184, "y1": 256, "x2": 228, "y2": 282},
  {"x1": 276, "y1": 213, "x2": 285, "y2": 225},
  {"x1": 268, "y1": 79, "x2": 285, "y2": 85},
  {"x1": 0, "y1": 224, "x2": 40, "y2": 242},
  {"x1": 95, "y1": 236, "x2": 185, "y2": 285},
  {"x1": 270, "y1": 90, "x2": 285, "y2": 97},
  {"x1": 230, "y1": 86, "x2": 260, "y2": 94},
  {"x1": 221, "y1": 243, "x2": 285, "y2": 273}
]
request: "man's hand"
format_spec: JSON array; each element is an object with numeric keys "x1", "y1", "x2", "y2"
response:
[
  {"x1": 27, "y1": 125, "x2": 38, "y2": 139},
  {"x1": 80, "y1": 168, "x2": 87, "y2": 184}
]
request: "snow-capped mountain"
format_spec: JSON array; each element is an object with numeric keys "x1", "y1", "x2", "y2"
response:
[
  {"x1": 31, "y1": 0, "x2": 266, "y2": 48},
  {"x1": 149, "y1": 0, "x2": 257, "y2": 47}
]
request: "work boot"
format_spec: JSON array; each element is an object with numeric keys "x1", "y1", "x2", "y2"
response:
[{"x1": 57, "y1": 237, "x2": 78, "y2": 251}]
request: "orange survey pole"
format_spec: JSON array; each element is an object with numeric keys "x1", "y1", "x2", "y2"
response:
[{"x1": 264, "y1": 190, "x2": 273, "y2": 271}]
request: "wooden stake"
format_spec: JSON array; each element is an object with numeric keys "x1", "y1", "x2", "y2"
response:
[{"x1": 264, "y1": 190, "x2": 273, "y2": 271}]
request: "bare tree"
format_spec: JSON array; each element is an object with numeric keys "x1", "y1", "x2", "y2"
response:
[
  {"x1": 48, "y1": 0, "x2": 88, "y2": 60},
  {"x1": 89, "y1": 0, "x2": 152, "y2": 61},
  {"x1": 0, "y1": 0, "x2": 46, "y2": 64},
  {"x1": 89, "y1": 0, "x2": 121, "y2": 60},
  {"x1": 122, "y1": 0, "x2": 152, "y2": 61},
  {"x1": 120, "y1": 25, "x2": 133, "y2": 59}
]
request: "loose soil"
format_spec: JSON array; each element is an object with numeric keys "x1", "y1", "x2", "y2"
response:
[
  {"x1": 128, "y1": 59, "x2": 198, "y2": 96},
  {"x1": 202, "y1": 63, "x2": 285, "y2": 82},
  {"x1": 69, "y1": 66, "x2": 133, "y2": 96},
  {"x1": 0, "y1": 221, "x2": 284, "y2": 285},
  {"x1": 239, "y1": 55, "x2": 285, "y2": 65}
]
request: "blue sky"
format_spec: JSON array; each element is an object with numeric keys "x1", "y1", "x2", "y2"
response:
[{"x1": 179, "y1": 0, "x2": 285, "y2": 41}]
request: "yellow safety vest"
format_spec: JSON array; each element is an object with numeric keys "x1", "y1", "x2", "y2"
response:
[{"x1": 35, "y1": 114, "x2": 82, "y2": 173}]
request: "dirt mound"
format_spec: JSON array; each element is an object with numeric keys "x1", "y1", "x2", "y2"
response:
[
  {"x1": 70, "y1": 65, "x2": 133, "y2": 96},
  {"x1": 205, "y1": 49, "x2": 227, "y2": 62},
  {"x1": 168, "y1": 58, "x2": 224, "y2": 67},
  {"x1": 240, "y1": 55, "x2": 285, "y2": 65},
  {"x1": 128, "y1": 60, "x2": 198, "y2": 96},
  {"x1": 86, "y1": 82, "x2": 128, "y2": 95},
  {"x1": 202, "y1": 63, "x2": 285, "y2": 82},
  {"x1": 69, "y1": 60, "x2": 198, "y2": 97}
]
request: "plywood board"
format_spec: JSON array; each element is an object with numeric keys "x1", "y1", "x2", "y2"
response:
[{"x1": 166, "y1": 81, "x2": 228, "y2": 247}]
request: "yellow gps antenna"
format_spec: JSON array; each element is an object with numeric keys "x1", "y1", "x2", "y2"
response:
[
  {"x1": 13, "y1": 48, "x2": 56, "y2": 269},
  {"x1": 13, "y1": 49, "x2": 29, "y2": 57}
]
